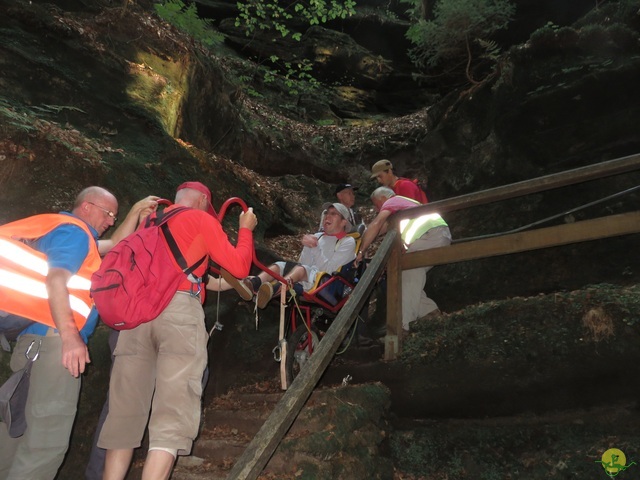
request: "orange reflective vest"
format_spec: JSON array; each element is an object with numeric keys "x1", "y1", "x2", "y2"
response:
[{"x1": 0, "y1": 214, "x2": 101, "y2": 330}]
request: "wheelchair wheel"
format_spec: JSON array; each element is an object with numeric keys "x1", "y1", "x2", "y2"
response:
[{"x1": 285, "y1": 326, "x2": 320, "y2": 386}]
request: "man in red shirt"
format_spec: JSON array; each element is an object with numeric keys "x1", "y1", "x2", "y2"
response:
[
  {"x1": 99, "y1": 182, "x2": 257, "y2": 480},
  {"x1": 370, "y1": 159, "x2": 428, "y2": 204}
]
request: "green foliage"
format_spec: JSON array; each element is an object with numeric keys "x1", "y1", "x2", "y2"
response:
[
  {"x1": 528, "y1": 18, "x2": 639, "y2": 56},
  {"x1": 527, "y1": 1, "x2": 640, "y2": 57},
  {"x1": 576, "y1": 23, "x2": 610, "y2": 49},
  {"x1": 235, "y1": 0, "x2": 356, "y2": 39},
  {"x1": 154, "y1": 0, "x2": 223, "y2": 47},
  {"x1": 578, "y1": 22, "x2": 638, "y2": 51},
  {"x1": 477, "y1": 38, "x2": 500, "y2": 61},
  {"x1": 404, "y1": 0, "x2": 515, "y2": 80},
  {"x1": 528, "y1": 22, "x2": 578, "y2": 50},
  {"x1": 233, "y1": 0, "x2": 356, "y2": 102},
  {"x1": 0, "y1": 99, "x2": 37, "y2": 132},
  {"x1": 0, "y1": 97, "x2": 116, "y2": 167},
  {"x1": 575, "y1": 0, "x2": 640, "y2": 28},
  {"x1": 282, "y1": 59, "x2": 321, "y2": 96},
  {"x1": 604, "y1": 22, "x2": 639, "y2": 49},
  {"x1": 236, "y1": 75, "x2": 263, "y2": 98},
  {"x1": 255, "y1": 56, "x2": 321, "y2": 97}
]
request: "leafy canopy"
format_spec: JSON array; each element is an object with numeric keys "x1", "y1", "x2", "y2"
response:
[
  {"x1": 235, "y1": 0, "x2": 356, "y2": 40},
  {"x1": 404, "y1": 0, "x2": 515, "y2": 77},
  {"x1": 154, "y1": 0, "x2": 223, "y2": 47}
]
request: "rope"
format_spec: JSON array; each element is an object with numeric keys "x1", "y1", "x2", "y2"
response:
[
  {"x1": 287, "y1": 285, "x2": 313, "y2": 336},
  {"x1": 208, "y1": 276, "x2": 223, "y2": 337},
  {"x1": 335, "y1": 316, "x2": 360, "y2": 355},
  {"x1": 453, "y1": 184, "x2": 640, "y2": 244}
]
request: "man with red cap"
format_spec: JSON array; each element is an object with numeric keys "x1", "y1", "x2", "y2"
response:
[{"x1": 98, "y1": 181, "x2": 257, "y2": 480}]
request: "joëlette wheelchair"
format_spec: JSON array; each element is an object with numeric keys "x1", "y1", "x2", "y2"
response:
[
  {"x1": 211, "y1": 197, "x2": 366, "y2": 390},
  {"x1": 281, "y1": 247, "x2": 366, "y2": 388}
]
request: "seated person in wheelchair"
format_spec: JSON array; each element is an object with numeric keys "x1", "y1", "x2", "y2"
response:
[
  {"x1": 318, "y1": 184, "x2": 366, "y2": 235},
  {"x1": 225, "y1": 203, "x2": 357, "y2": 309}
]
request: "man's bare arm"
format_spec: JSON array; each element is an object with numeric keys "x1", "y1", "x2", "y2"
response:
[
  {"x1": 46, "y1": 267, "x2": 89, "y2": 378},
  {"x1": 98, "y1": 196, "x2": 159, "y2": 255},
  {"x1": 359, "y1": 210, "x2": 391, "y2": 253}
]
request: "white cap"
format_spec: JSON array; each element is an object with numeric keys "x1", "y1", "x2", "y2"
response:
[{"x1": 322, "y1": 202, "x2": 353, "y2": 231}]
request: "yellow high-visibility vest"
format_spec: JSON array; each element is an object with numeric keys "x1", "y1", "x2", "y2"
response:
[{"x1": 395, "y1": 196, "x2": 448, "y2": 245}]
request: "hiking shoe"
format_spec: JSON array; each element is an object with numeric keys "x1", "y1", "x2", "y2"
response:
[
  {"x1": 220, "y1": 268, "x2": 254, "y2": 301},
  {"x1": 256, "y1": 281, "x2": 279, "y2": 309},
  {"x1": 240, "y1": 278, "x2": 257, "y2": 301},
  {"x1": 248, "y1": 276, "x2": 262, "y2": 292}
]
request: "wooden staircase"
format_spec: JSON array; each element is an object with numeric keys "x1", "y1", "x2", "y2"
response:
[
  {"x1": 153, "y1": 381, "x2": 393, "y2": 480},
  {"x1": 169, "y1": 392, "x2": 284, "y2": 480}
]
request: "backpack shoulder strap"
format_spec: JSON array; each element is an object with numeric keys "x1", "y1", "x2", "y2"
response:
[
  {"x1": 147, "y1": 207, "x2": 207, "y2": 276},
  {"x1": 145, "y1": 206, "x2": 189, "y2": 228}
]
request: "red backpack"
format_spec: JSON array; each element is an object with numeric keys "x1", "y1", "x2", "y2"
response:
[{"x1": 90, "y1": 207, "x2": 206, "y2": 330}]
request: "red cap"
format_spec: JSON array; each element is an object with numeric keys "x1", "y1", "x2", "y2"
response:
[{"x1": 177, "y1": 181, "x2": 218, "y2": 218}]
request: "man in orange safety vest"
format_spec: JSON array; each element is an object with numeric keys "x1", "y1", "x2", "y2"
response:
[{"x1": 0, "y1": 186, "x2": 157, "y2": 479}]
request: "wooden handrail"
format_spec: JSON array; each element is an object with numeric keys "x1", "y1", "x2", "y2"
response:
[
  {"x1": 225, "y1": 230, "x2": 398, "y2": 480},
  {"x1": 391, "y1": 153, "x2": 640, "y2": 221},
  {"x1": 401, "y1": 211, "x2": 640, "y2": 269},
  {"x1": 383, "y1": 153, "x2": 640, "y2": 360}
]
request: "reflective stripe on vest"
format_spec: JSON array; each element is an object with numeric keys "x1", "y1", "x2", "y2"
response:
[
  {"x1": 399, "y1": 213, "x2": 448, "y2": 245},
  {"x1": 0, "y1": 214, "x2": 101, "y2": 330}
]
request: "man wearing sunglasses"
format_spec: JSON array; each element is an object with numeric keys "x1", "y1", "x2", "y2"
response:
[{"x1": 0, "y1": 186, "x2": 158, "y2": 480}]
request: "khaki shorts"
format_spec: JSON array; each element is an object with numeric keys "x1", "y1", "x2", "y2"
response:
[{"x1": 98, "y1": 292, "x2": 207, "y2": 455}]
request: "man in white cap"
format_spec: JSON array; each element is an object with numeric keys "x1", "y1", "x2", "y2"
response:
[
  {"x1": 235, "y1": 203, "x2": 356, "y2": 308},
  {"x1": 318, "y1": 184, "x2": 364, "y2": 234}
]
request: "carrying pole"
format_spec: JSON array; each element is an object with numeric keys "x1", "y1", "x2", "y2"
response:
[{"x1": 278, "y1": 282, "x2": 288, "y2": 390}]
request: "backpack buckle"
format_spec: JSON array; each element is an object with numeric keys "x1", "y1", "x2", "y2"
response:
[{"x1": 188, "y1": 280, "x2": 202, "y2": 298}]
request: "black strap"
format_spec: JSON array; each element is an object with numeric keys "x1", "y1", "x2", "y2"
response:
[
  {"x1": 144, "y1": 206, "x2": 187, "y2": 228},
  {"x1": 147, "y1": 207, "x2": 207, "y2": 277},
  {"x1": 161, "y1": 223, "x2": 206, "y2": 275}
]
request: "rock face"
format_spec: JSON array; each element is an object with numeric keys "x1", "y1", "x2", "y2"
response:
[
  {"x1": 420, "y1": 10, "x2": 640, "y2": 308},
  {"x1": 2, "y1": 0, "x2": 640, "y2": 478}
]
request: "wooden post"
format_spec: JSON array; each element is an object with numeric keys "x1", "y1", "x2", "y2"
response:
[{"x1": 384, "y1": 234, "x2": 403, "y2": 361}]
